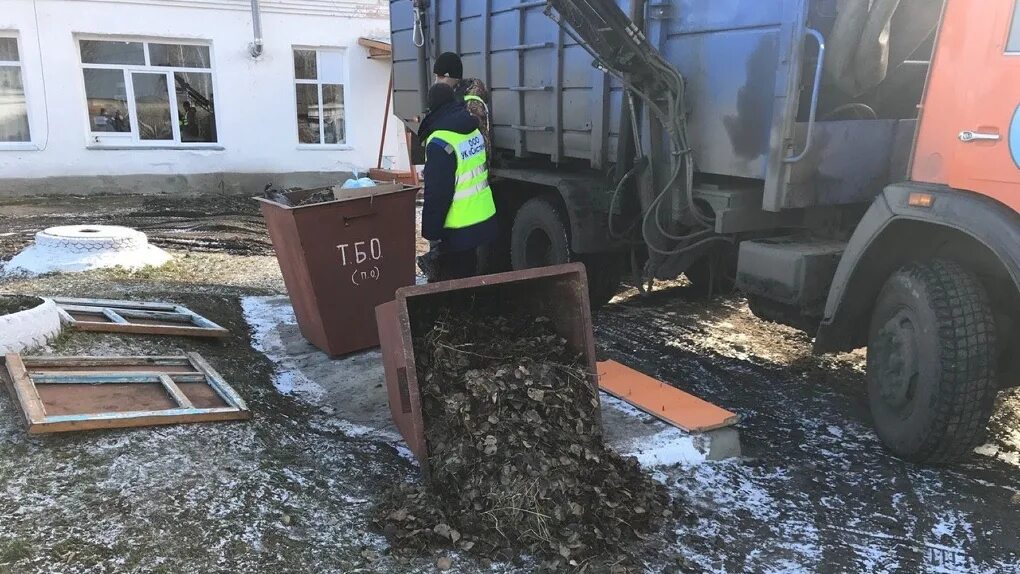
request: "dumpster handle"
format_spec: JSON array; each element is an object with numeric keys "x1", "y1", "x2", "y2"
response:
[
  {"x1": 343, "y1": 195, "x2": 378, "y2": 226},
  {"x1": 784, "y1": 28, "x2": 825, "y2": 164},
  {"x1": 397, "y1": 367, "x2": 411, "y2": 413},
  {"x1": 343, "y1": 211, "x2": 377, "y2": 226}
]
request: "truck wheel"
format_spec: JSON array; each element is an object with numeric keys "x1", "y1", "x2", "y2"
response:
[
  {"x1": 510, "y1": 196, "x2": 570, "y2": 269},
  {"x1": 510, "y1": 197, "x2": 620, "y2": 307},
  {"x1": 866, "y1": 259, "x2": 999, "y2": 463}
]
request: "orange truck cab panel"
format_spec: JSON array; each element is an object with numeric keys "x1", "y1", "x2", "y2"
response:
[
  {"x1": 912, "y1": 0, "x2": 1020, "y2": 210},
  {"x1": 816, "y1": 0, "x2": 1020, "y2": 354}
]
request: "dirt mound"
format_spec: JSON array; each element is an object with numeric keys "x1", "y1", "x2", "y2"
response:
[
  {"x1": 374, "y1": 309, "x2": 677, "y2": 571},
  {"x1": 0, "y1": 294, "x2": 43, "y2": 315}
]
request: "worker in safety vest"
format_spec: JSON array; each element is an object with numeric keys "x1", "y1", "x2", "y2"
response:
[
  {"x1": 417, "y1": 83, "x2": 497, "y2": 281},
  {"x1": 433, "y1": 52, "x2": 492, "y2": 162}
]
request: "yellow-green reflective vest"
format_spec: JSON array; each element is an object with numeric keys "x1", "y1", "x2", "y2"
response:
[{"x1": 425, "y1": 129, "x2": 496, "y2": 229}]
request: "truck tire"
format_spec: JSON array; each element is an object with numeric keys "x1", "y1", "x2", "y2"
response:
[
  {"x1": 510, "y1": 196, "x2": 571, "y2": 270},
  {"x1": 866, "y1": 259, "x2": 999, "y2": 464},
  {"x1": 510, "y1": 196, "x2": 621, "y2": 307}
]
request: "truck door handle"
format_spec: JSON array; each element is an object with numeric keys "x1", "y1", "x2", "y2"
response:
[{"x1": 959, "y1": 131, "x2": 1000, "y2": 142}]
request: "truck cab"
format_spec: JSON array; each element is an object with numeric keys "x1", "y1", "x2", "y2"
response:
[{"x1": 807, "y1": 0, "x2": 1020, "y2": 462}]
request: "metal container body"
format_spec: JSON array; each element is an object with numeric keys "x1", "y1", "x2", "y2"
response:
[
  {"x1": 389, "y1": 0, "x2": 908, "y2": 211},
  {"x1": 375, "y1": 263, "x2": 598, "y2": 476},
  {"x1": 258, "y1": 185, "x2": 418, "y2": 356},
  {"x1": 391, "y1": 1, "x2": 807, "y2": 191}
]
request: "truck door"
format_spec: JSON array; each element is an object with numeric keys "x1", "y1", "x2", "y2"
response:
[{"x1": 912, "y1": 0, "x2": 1020, "y2": 210}]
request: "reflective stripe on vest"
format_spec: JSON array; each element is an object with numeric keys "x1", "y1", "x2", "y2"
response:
[{"x1": 426, "y1": 128, "x2": 497, "y2": 230}]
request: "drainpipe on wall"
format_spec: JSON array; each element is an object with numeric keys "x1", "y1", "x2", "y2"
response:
[{"x1": 249, "y1": 0, "x2": 264, "y2": 58}]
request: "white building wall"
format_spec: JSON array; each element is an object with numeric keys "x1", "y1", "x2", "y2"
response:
[{"x1": 0, "y1": 0, "x2": 405, "y2": 194}]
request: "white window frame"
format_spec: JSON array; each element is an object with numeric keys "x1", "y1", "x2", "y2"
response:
[
  {"x1": 292, "y1": 46, "x2": 351, "y2": 150},
  {"x1": 76, "y1": 35, "x2": 221, "y2": 150},
  {"x1": 0, "y1": 31, "x2": 36, "y2": 151}
]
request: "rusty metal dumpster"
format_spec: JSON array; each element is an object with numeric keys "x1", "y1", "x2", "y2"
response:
[
  {"x1": 374, "y1": 263, "x2": 599, "y2": 476},
  {"x1": 256, "y1": 183, "x2": 418, "y2": 356}
]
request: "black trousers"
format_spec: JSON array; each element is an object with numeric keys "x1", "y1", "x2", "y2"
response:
[{"x1": 436, "y1": 248, "x2": 478, "y2": 281}]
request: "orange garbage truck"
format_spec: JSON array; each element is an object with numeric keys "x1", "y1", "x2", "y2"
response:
[{"x1": 389, "y1": 0, "x2": 1020, "y2": 463}]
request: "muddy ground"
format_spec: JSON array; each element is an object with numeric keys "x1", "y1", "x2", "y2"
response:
[{"x1": 0, "y1": 194, "x2": 1018, "y2": 573}]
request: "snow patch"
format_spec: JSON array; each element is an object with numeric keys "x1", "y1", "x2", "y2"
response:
[
  {"x1": 600, "y1": 394, "x2": 709, "y2": 467},
  {"x1": 2, "y1": 225, "x2": 171, "y2": 275},
  {"x1": 241, "y1": 296, "x2": 326, "y2": 399}
]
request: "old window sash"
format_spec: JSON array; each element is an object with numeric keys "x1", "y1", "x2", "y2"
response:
[
  {"x1": 51, "y1": 297, "x2": 229, "y2": 338},
  {"x1": 3, "y1": 353, "x2": 249, "y2": 434}
]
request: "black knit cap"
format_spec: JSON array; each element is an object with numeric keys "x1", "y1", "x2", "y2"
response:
[{"x1": 433, "y1": 52, "x2": 463, "y2": 79}]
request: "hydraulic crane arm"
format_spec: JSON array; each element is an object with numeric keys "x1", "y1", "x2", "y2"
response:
[
  {"x1": 544, "y1": 0, "x2": 670, "y2": 101},
  {"x1": 544, "y1": 0, "x2": 722, "y2": 265}
]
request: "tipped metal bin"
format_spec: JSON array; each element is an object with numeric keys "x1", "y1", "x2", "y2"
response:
[
  {"x1": 375, "y1": 263, "x2": 599, "y2": 476},
  {"x1": 257, "y1": 183, "x2": 419, "y2": 356}
]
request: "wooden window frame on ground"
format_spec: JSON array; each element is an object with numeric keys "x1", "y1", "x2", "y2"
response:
[
  {"x1": 2, "y1": 353, "x2": 249, "y2": 434},
  {"x1": 52, "y1": 297, "x2": 229, "y2": 338}
]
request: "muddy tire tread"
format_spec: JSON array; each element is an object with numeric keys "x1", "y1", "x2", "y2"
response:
[{"x1": 879, "y1": 259, "x2": 998, "y2": 463}]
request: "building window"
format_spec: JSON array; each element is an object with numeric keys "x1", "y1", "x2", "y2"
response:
[
  {"x1": 1008, "y1": 1, "x2": 1020, "y2": 53},
  {"x1": 78, "y1": 38, "x2": 217, "y2": 145},
  {"x1": 293, "y1": 48, "x2": 346, "y2": 145},
  {"x1": 0, "y1": 34, "x2": 30, "y2": 143}
]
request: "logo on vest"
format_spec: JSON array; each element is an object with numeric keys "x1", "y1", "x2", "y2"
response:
[{"x1": 457, "y1": 134, "x2": 485, "y2": 161}]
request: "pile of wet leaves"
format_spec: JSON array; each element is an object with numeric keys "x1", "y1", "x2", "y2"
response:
[{"x1": 374, "y1": 308, "x2": 676, "y2": 571}]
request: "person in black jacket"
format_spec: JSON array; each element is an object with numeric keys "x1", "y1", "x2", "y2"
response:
[{"x1": 417, "y1": 83, "x2": 497, "y2": 281}]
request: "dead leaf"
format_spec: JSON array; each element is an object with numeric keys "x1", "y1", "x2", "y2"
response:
[
  {"x1": 437, "y1": 556, "x2": 453, "y2": 570},
  {"x1": 391, "y1": 307, "x2": 670, "y2": 569}
]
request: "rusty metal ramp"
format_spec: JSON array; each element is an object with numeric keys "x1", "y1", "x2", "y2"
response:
[{"x1": 598, "y1": 360, "x2": 740, "y2": 433}]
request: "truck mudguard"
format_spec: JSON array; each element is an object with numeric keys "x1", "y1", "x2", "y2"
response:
[{"x1": 814, "y1": 182, "x2": 1020, "y2": 352}]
